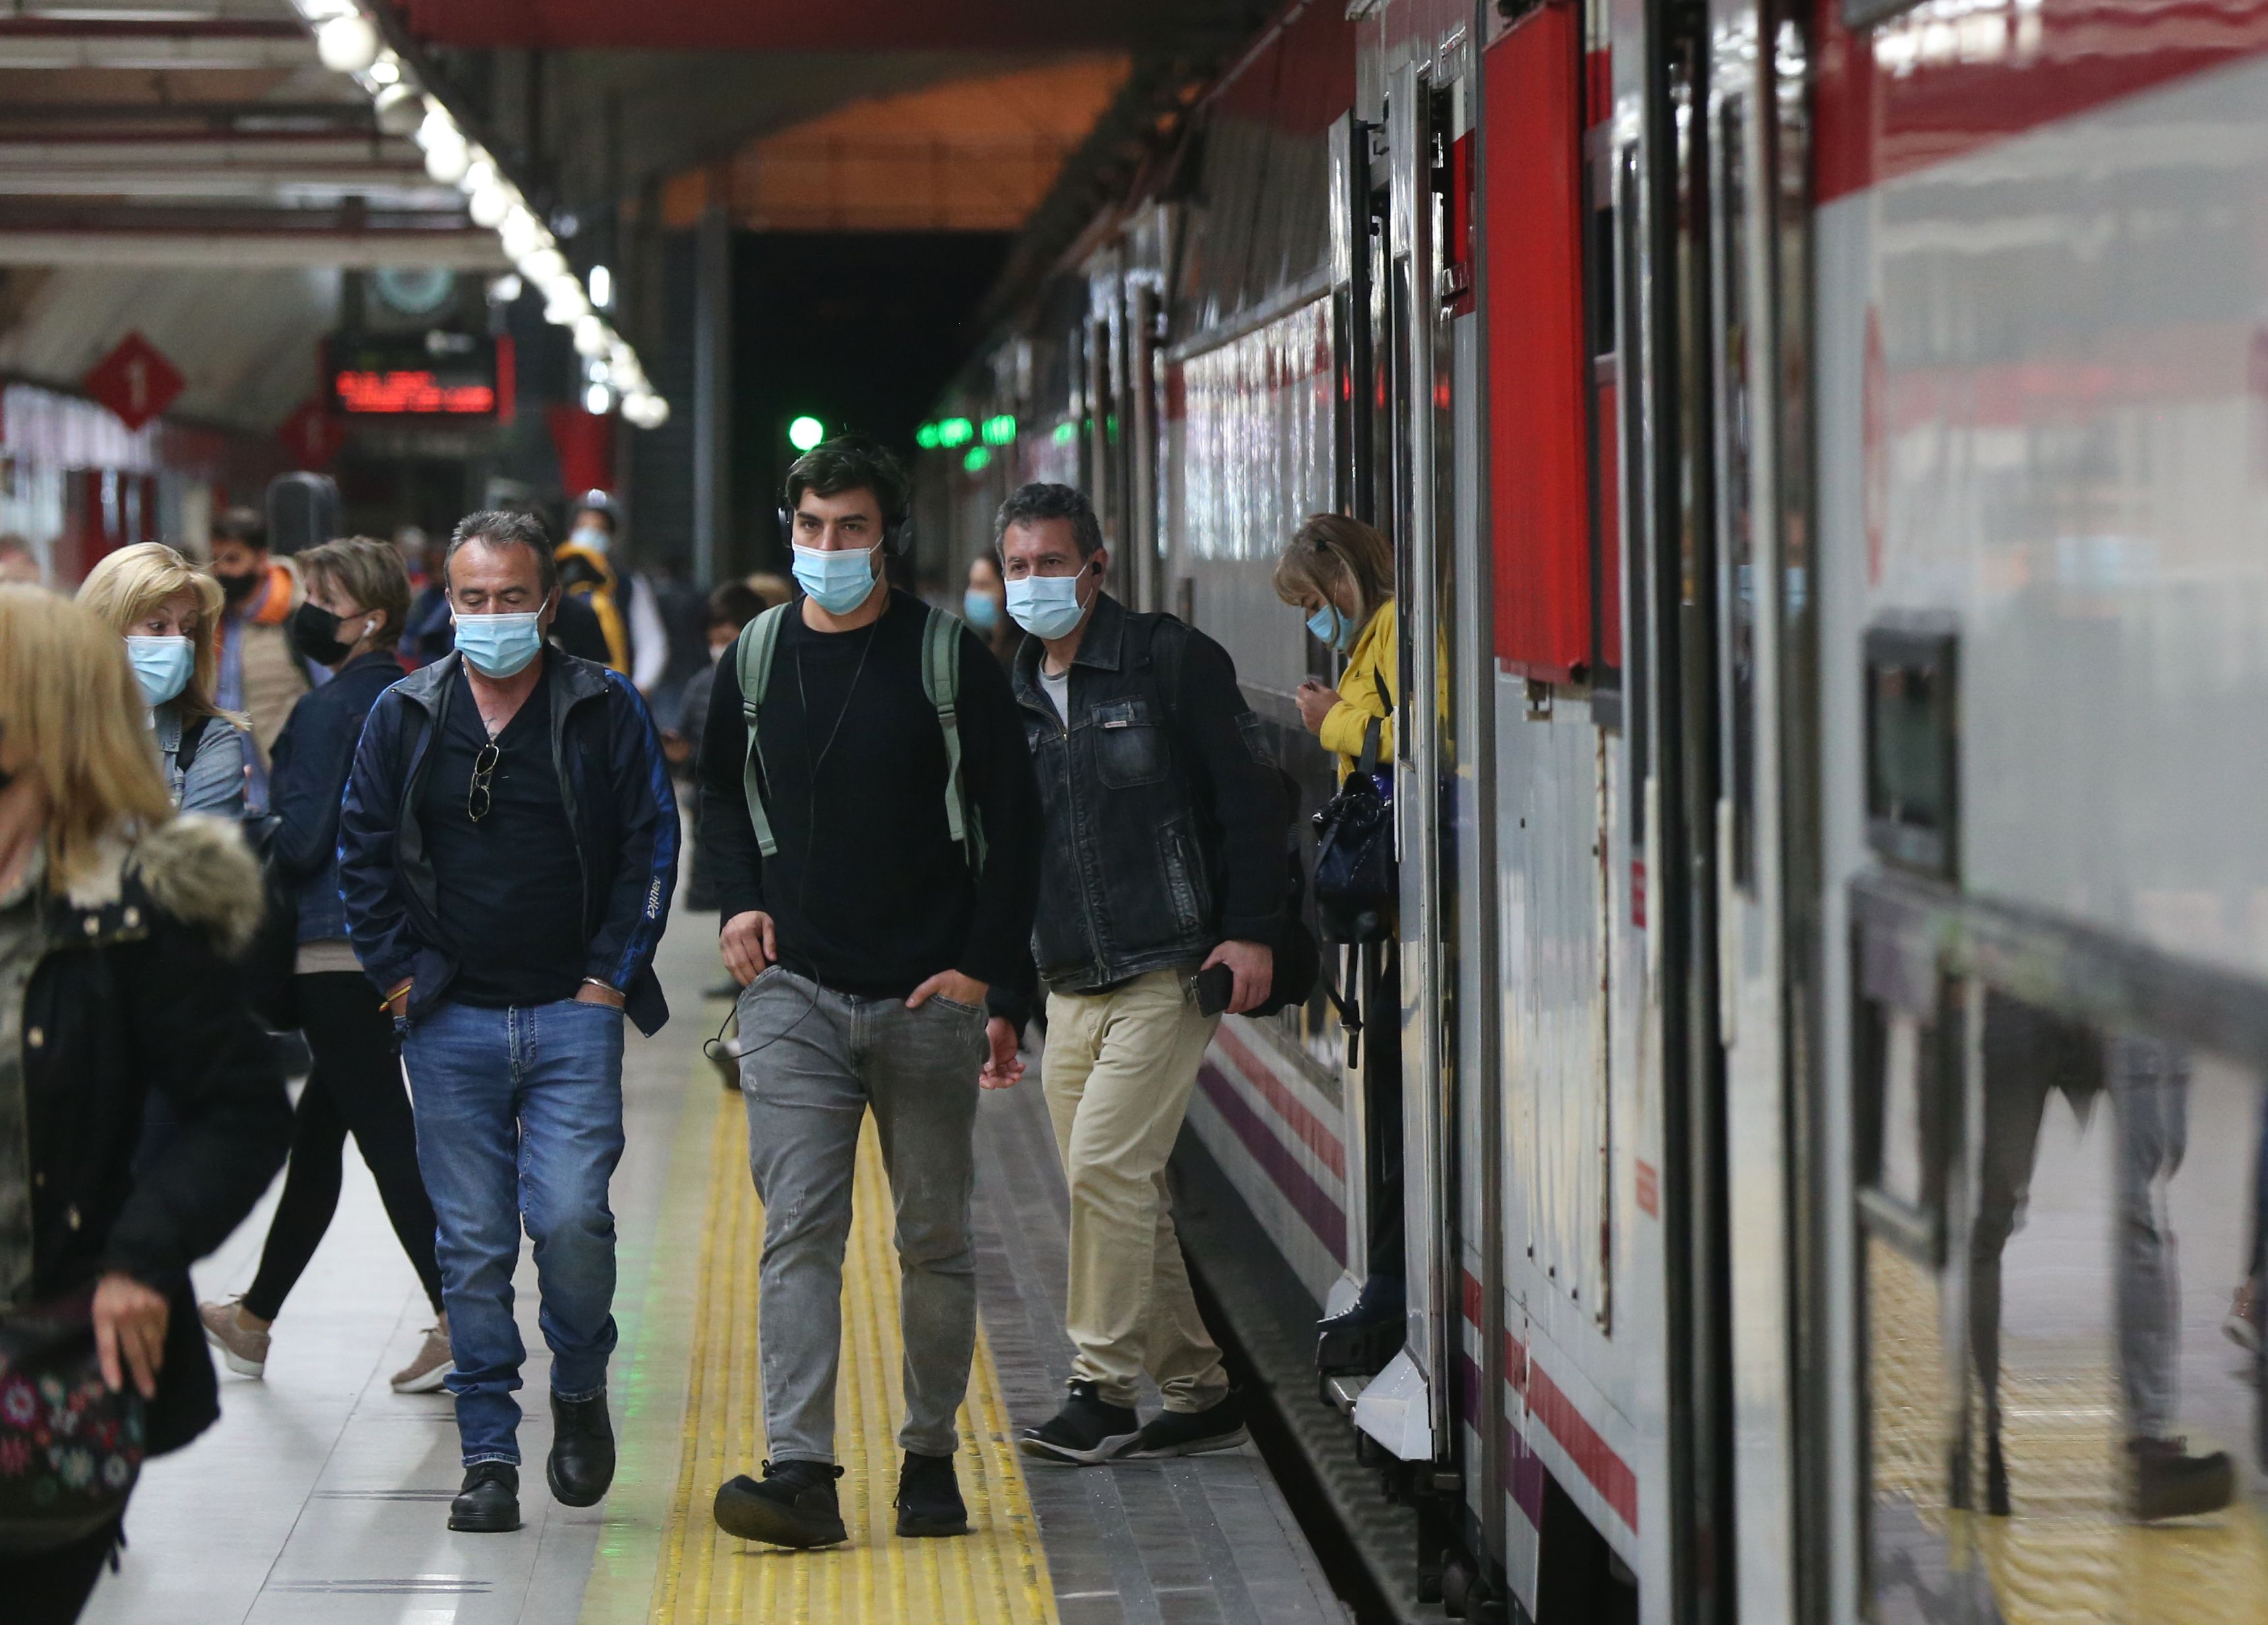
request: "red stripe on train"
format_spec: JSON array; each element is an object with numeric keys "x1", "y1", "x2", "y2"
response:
[
  {"x1": 1213, "y1": 1024, "x2": 1346, "y2": 1180},
  {"x1": 1462, "y1": 1271, "x2": 1638, "y2": 1533}
]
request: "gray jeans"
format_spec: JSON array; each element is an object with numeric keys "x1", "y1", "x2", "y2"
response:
[{"x1": 736, "y1": 966, "x2": 988, "y2": 1463}]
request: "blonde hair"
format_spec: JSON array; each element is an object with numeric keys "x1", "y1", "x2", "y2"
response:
[
  {"x1": 1273, "y1": 514, "x2": 1394, "y2": 627},
  {"x1": 76, "y1": 542, "x2": 228, "y2": 721},
  {"x1": 0, "y1": 584, "x2": 175, "y2": 886},
  {"x1": 299, "y1": 536, "x2": 411, "y2": 652}
]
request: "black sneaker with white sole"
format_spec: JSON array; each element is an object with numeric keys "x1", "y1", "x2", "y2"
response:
[
  {"x1": 1123, "y1": 1392, "x2": 1249, "y2": 1459},
  {"x1": 1019, "y1": 1379, "x2": 1140, "y2": 1465}
]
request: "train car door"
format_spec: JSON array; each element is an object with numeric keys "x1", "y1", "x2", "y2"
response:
[
  {"x1": 1692, "y1": 0, "x2": 1820, "y2": 1612},
  {"x1": 1350, "y1": 50, "x2": 1464, "y2": 1484}
]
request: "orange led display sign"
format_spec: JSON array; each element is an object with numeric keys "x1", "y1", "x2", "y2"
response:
[
  {"x1": 326, "y1": 332, "x2": 508, "y2": 418},
  {"x1": 335, "y1": 371, "x2": 496, "y2": 414}
]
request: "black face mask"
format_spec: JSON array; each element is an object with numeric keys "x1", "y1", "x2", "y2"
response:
[
  {"x1": 290, "y1": 601, "x2": 357, "y2": 667},
  {"x1": 216, "y1": 569, "x2": 259, "y2": 604}
]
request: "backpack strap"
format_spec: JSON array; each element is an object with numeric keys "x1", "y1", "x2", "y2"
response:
[
  {"x1": 175, "y1": 712, "x2": 212, "y2": 778},
  {"x1": 734, "y1": 603, "x2": 792, "y2": 858},
  {"x1": 921, "y1": 605, "x2": 984, "y2": 867}
]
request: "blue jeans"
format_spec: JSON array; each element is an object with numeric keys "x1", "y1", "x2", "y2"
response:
[{"x1": 401, "y1": 998, "x2": 626, "y2": 1465}]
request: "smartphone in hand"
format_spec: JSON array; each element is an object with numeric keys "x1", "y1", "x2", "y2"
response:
[{"x1": 1195, "y1": 962, "x2": 1235, "y2": 1018}]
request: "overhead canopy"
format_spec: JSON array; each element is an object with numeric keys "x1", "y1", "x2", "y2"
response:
[
  {"x1": 0, "y1": 1, "x2": 497, "y2": 269},
  {"x1": 398, "y1": 0, "x2": 1226, "y2": 52}
]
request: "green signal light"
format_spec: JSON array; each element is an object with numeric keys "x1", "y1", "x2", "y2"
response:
[
  {"x1": 963, "y1": 446, "x2": 992, "y2": 473},
  {"x1": 914, "y1": 421, "x2": 940, "y2": 450},
  {"x1": 1052, "y1": 421, "x2": 1076, "y2": 445},
  {"x1": 938, "y1": 417, "x2": 974, "y2": 448},
  {"x1": 980, "y1": 414, "x2": 1017, "y2": 446},
  {"x1": 787, "y1": 415, "x2": 825, "y2": 452}
]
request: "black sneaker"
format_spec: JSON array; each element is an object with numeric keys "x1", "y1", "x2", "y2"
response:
[
  {"x1": 1123, "y1": 1392, "x2": 1249, "y2": 1459},
  {"x1": 449, "y1": 1463, "x2": 521, "y2": 1533},
  {"x1": 548, "y1": 1390, "x2": 616, "y2": 1507},
  {"x1": 1019, "y1": 1380, "x2": 1140, "y2": 1465},
  {"x1": 895, "y1": 1450, "x2": 970, "y2": 1537},
  {"x1": 713, "y1": 1458, "x2": 849, "y2": 1548},
  {"x1": 2130, "y1": 1436, "x2": 2234, "y2": 1521}
]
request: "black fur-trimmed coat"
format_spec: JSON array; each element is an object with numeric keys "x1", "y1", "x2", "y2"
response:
[{"x1": 17, "y1": 816, "x2": 291, "y2": 1454}]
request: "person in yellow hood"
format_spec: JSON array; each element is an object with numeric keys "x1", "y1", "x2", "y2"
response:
[{"x1": 554, "y1": 490, "x2": 669, "y2": 693}]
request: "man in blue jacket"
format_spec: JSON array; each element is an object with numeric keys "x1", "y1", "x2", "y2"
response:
[{"x1": 339, "y1": 509, "x2": 678, "y2": 1535}]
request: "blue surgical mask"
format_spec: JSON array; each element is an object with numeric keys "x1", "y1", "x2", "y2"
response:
[
  {"x1": 1306, "y1": 603, "x2": 1358, "y2": 655},
  {"x1": 569, "y1": 525, "x2": 610, "y2": 557},
  {"x1": 453, "y1": 610, "x2": 545, "y2": 678},
  {"x1": 961, "y1": 588, "x2": 1001, "y2": 630},
  {"x1": 791, "y1": 541, "x2": 882, "y2": 616},
  {"x1": 1005, "y1": 568, "x2": 1090, "y2": 640},
  {"x1": 125, "y1": 635, "x2": 194, "y2": 707}
]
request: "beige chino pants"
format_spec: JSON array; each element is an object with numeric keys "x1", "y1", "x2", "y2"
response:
[{"x1": 1040, "y1": 967, "x2": 1232, "y2": 1413}]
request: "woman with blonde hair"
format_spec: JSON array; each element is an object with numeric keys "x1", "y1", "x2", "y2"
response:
[
  {"x1": 0, "y1": 586, "x2": 289, "y2": 1619},
  {"x1": 76, "y1": 542, "x2": 247, "y2": 817},
  {"x1": 1273, "y1": 513, "x2": 1398, "y2": 774},
  {"x1": 1272, "y1": 512, "x2": 1404, "y2": 1371}
]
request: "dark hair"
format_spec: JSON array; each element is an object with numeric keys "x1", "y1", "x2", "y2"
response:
[
  {"x1": 784, "y1": 435, "x2": 909, "y2": 539},
  {"x1": 211, "y1": 506, "x2": 268, "y2": 552},
  {"x1": 444, "y1": 509, "x2": 558, "y2": 597},
  {"x1": 706, "y1": 580, "x2": 766, "y2": 632},
  {"x1": 299, "y1": 536, "x2": 413, "y2": 651},
  {"x1": 994, "y1": 482, "x2": 1103, "y2": 561}
]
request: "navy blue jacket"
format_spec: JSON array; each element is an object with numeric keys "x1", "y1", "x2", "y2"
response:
[
  {"x1": 270, "y1": 648, "x2": 405, "y2": 944},
  {"x1": 338, "y1": 649, "x2": 679, "y2": 1033}
]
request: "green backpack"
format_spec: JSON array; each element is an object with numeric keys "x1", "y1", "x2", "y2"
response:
[{"x1": 732, "y1": 601, "x2": 984, "y2": 865}]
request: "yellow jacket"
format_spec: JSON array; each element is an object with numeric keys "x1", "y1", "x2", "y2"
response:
[{"x1": 1318, "y1": 599, "x2": 1396, "y2": 780}]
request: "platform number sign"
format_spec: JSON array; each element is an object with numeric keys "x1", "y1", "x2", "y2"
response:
[{"x1": 84, "y1": 332, "x2": 185, "y2": 432}]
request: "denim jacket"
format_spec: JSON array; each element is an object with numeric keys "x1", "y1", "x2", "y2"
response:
[{"x1": 1011, "y1": 593, "x2": 1286, "y2": 998}]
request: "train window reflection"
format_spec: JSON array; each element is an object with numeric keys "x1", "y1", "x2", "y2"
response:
[{"x1": 1864, "y1": 993, "x2": 2268, "y2": 1623}]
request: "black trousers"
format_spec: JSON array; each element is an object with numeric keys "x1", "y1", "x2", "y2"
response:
[
  {"x1": 243, "y1": 972, "x2": 444, "y2": 1322},
  {"x1": 1362, "y1": 941, "x2": 1405, "y2": 1283},
  {"x1": 3, "y1": 1513, "x2": 123, "y2": 1624}
]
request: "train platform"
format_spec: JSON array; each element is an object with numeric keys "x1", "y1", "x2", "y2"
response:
[{"x1": 81, "y1": 904, "x2": 1347, "y2": 1625}]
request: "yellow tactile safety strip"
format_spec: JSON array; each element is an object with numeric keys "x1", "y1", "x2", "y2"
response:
[
  {"x1": 1868, "y1": 1238, "x2": 2268, "y2": 1624},
  {"x1": 646, "y1": 1090, "x2": 1061, "y2": 1625}
]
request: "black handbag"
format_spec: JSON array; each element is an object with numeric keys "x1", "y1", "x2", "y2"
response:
[
  {"x1": 0, "y1": 1289, "x2": 144, "y2": 1554},
  {"x1": 1311, "y1": 673, "x2": 1396, "y2": 944}
]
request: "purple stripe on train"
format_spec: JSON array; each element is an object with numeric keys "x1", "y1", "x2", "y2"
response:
[{"x1": 1193, "y1": 1062, "x2": 1347, "y2": 1267}]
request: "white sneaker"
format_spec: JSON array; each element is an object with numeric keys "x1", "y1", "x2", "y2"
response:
[{"x1": 390, "y1": 1318, "x2": 453, "y2": 1394}]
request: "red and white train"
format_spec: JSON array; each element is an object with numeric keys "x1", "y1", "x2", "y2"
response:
[{"x1": 918, "y1": 0, "x2": 2268, "y2": 1618}]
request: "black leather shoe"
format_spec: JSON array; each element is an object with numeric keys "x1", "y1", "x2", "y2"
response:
[
  {"x1": 713, "y1": 1458, "x2": 848, "y2": 1548},
  {"x1": 548, "y1": 1390, "x2": 616, "y2": 1508},
  {"x1": 1019, "y1": 1380, "x2": 1140, "y2": 1465},
  {"x1": 448, "y1": 1463, "x2": 521, "y2": 1533},
  {"x1": 895, "y1": 1450, "x2": 970, "y2": 1537},
  {"x1": 1317, "y1": 1275, "x2": 1404, "y2": 1377}
]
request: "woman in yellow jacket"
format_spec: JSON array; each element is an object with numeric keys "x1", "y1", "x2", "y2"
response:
[
  {"x1": 1273, "y1": 512, "x2": 1404, "y2": 1370},
  {"x1": 1274, "y1": 513, "x2": 1396, "y2": 778}
]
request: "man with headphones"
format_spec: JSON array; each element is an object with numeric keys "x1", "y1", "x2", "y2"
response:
[{"x1": 693, "y1": 435, "x2": 1040, "y2": 1550}]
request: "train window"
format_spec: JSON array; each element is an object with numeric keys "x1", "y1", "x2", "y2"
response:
[
  {"x1": 1484, "y1": 1, "x2": 1593, "y2": 685},
  {"x1": 1863, "y1": 618, "x2": 1959, "y2": 881}
]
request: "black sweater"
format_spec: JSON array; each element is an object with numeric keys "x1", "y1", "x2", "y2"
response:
[{"x1": 695, "y1": 590, "x2": 1041, "y2": 998}]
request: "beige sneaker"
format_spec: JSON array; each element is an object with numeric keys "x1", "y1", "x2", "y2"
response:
[
  {"x1": 390, "y1": 1316, "x2": 452, "y2": 1394},
  {"x1": 199, "y1": 1299, "x2": 270, "y2": 1379}
]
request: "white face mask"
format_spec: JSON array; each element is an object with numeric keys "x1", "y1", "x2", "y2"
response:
[{"x1": 570, "y1": 525, "x2": 611, "y2": 557}]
